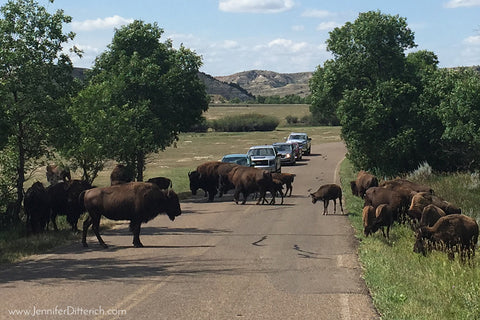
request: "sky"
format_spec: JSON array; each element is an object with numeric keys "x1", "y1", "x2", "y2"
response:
[{"x1": 23, "y1": 0, "x2": 480, "y2": 76}]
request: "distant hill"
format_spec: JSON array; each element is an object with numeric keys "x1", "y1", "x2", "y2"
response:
[
  {"x1": 72, "y1": 67, "x2": 312, "y2": 102},
  {"x1": 215, "y1": 70, "x2": 313, "y2": 98},
  {"x1": 198, "y1": 72, "x2": 255, "y2": 102}
]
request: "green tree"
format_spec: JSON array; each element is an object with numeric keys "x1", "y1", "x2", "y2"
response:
[
  {"x1": 310, "y1": 11, "x2": 445, "y2": 174},
  {"x1": 0, "y1": 0, "x2": 76, "y2": 217},
  {"x1": 71, "y1": 20, "x2": 208, "y2": 181}
]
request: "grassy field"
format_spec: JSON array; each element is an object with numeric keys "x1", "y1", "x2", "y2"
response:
[
  {"x1": 204, "y1": 103, "x2": 311, "y2": 126},
  {"x1": 340, "y1": 160, "x2": 480, "y2": 320}
]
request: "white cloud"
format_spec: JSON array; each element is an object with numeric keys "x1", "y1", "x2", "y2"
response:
[
  {"x1": 464, "y1": 35, "x2": 480, "y2": 44},
  {"x1": 301, "y1": 9, "x2": 333, "y2": 18},
  {"x1": 444, "y1": 0, "x2": 480, "y2": 8},
  {"x1": 218, "y1": 0, "x2": 294, "y2": 13},
  {"x1": 316, "y1": 21, "x2": 340, "y2": 31},
  {"x1": 292, "y1": 25, "x2": 304, "y2": 31},
  {"x1": 72, "y1": 15, "x2": 133, "y2": 31},
  {"x1": 267, "y1": 38, "x2": 307, "y2": 52}
]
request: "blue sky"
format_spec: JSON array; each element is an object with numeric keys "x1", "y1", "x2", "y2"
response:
[{"x1": 35, "y1": 0, "x2": 480, "y2": 75}]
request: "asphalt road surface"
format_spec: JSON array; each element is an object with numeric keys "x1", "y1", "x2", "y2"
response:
[{"x1": 0, "y1": 142, "x2": 379, "y2": 320}]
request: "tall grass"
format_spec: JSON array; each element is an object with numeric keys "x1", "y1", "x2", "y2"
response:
[{"x1": 340, "y1": 159, "x2": 480, "y2": 319}]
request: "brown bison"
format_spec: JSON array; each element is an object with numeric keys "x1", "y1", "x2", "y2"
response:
[
  {"x1": 228, "y1": 166, "x2": 273, "y2": 205},
  {"x1": 363, "y1": 204, "x2": 394, "y2": 238},
  {"x1": 380, "y1": 178, "x2": 433, "y2": 194},
  {"x1": 364, "y1": 187, "x2": 407, "y2": 221},
  {"x1": 272, "y1": 172, "x2": 295, "y2": 197},
  {"x1": 110, "y1": 164, "x2": 134, "y2": 186},
  {"x1": 350, "y1": 170, "x2": 378, "y2": 199},
  {"x1": 46, "y1": 164, "x2": 71, "y2": 185},
  {"x1": 188, "y1": 161, "x2": 223, "y2": 201},
  {"x1": 261, "y1": 178, "x2": 284, "y2": 205},
  {"x1": 419, "y1": 204, "x2": 446, "y2": 228},
  {"x1": 414, "y1": 214, "x2": 478, "y2": 261},
  {"x1": 147, "y1": 177, "x2": 172, "y2": 189},
  {"x1": 310, "y1": 184, "x2": 344, "y2": 215},
  {"x1": 217, "y1": 162, "x2": 240, "y2": 197},
  {"x1": 81, "y1": 182, "x2": 181, "y2": 248},
  {"x1": 47, "y1": 179, "x2": 93, "y2": 231},
  {"x1": 408, "y1": 192, "x2": 461, "y2": 222},
  {"x1": 24, "y1": 181, "x2": 50, "y2": 233}
]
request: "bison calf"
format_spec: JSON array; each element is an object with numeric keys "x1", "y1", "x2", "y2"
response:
[
  {"x1": 363, "y1": 204, "x2": 394, "y2": 238},
  {"x1": 310, "y1": 184, "x2": 344, "y2": 215}
]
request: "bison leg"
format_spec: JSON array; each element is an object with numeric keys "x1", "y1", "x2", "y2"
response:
[
  {"x1": 90, "y1": 215, "x2": 108, "y2": 248},
  {"x1": 287, "y1": 183, "x2": 292, "y2": 197},
  {"x1": 339, "y1": 198, "x2": 344, "y2": 214},
  {"x1": 323, "y1": 200, "x2": 328, "y2": 215},
  {"x1": 130, "y1": 221, "x2": 143, "y2": 248},
  {"x1": 82, "y1": 216, "x2": 92, "y2": 247},
  {"x1": 50, "y1": 213, "x2": 59, "y2": 231}
]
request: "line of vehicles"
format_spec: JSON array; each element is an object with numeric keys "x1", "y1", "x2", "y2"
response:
[{"x1": 221, "y1": 132, "x2": 312, "y2": 173}]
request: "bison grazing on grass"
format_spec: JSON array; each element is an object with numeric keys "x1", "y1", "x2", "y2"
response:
[
  {"x1": 414, "y1": 214, "x2": 479, "y2": 262},
  {"x1": 408, "y1": 192, "x2": 461, "y2": 222},
  {"x1": 350, "y1": 170, "x2": 378, "y2": 199},
  {"x1": 81, "y1": 182, "x2": 181, "y2": 248},
  {"x1": 310, "y1": 184, "x2": 344, "y2": 215},
  {"x1": 364, "y1": 187, "x2": 407, "y2": 222},
  {"x1": 419, "y1": 204, "x2": 446, "y2": 228},
  {"x1": 363, "y1": 204, "x2": 394, "y2": 238}
]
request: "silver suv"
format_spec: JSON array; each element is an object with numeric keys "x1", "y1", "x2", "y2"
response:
[{"x1": 247, "y1": 145, "x2": 281, "y2": 173}]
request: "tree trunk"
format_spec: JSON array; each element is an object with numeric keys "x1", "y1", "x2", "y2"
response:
[
  {"x1": 14, "y1": 113, "x2": 25, "y2": 222},
  {"x1": 135, "y1": 151, "x2": 144, "y2": 182}
]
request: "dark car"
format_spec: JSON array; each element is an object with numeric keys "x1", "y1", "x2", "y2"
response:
[
  {"x1": 288, "y1": 141, "x2": 302, "y2": 160},
  {"x1": 273, "y1": 142, "x2": 296, "y2": 165},
  {"x1": 221, "y1": 154, "x2": 252, "y2": 167}
]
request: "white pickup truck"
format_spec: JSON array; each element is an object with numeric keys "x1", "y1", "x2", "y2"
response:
[{"x1": 286, "y1": 132, "x2": 311, "y2": 155}]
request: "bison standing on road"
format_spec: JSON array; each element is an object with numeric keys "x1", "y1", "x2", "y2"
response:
[
  {"x1": 24, "y1": 182, "x2": 50, "y2": 233},
  {"x1": 81, "y1": 182, "x2": 181, "y2": 248},
  {"x1": 310, "y1": 184, "x2": 344, "y2": 215},
  {"x1": 228, "y1": 166, "x2": 273, "y2": 205},
  {"x1": 272, "y1": 172, "x2": 295, "y2": 197},
  {"x1": 189, "y1": 161, "x2": 223, "y2": 202}
]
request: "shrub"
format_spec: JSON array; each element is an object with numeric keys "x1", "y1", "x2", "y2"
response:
[
  {"x1": 211, "y1": 113, "x2": 279, "y2": 132},
  {"x1": 285, "y1": 115, "x2": 298, "y2": 124}
]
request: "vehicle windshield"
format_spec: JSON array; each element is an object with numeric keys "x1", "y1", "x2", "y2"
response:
[
  {"x1": 274, "y1": 144, "x2": 292, "y2": 152},
  {"x1": 289, "y1": 134, "x2": 306, "y2": 140},
  {"x1": 223, "y1": 156, "x2": 249, "y2": 166},
  {"x1": 248, "y1": 148, "x2": 275, "y2": 156}
]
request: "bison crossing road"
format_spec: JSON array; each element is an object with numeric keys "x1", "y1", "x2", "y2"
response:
[{"x1": 0, "y1": 142, "x2": 379, "y2": 319}]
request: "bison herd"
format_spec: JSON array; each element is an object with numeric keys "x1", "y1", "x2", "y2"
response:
[
  {"x1": 352, "y1": 170, "x2": 479, "y2": 262},
  {"x1": 23, "y1": 164, "x2": 180, "y2": 248}
]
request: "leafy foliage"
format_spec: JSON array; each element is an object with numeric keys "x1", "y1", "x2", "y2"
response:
[
  {"x1": 211, "y1": 113, "x2": 279, "y2": 132},
  {"x1": 68, "y1": 20, "x2": 209, "y2": 181},
  {"x1": 0, "y1": 0, "x2": 77, "y2": 216}
]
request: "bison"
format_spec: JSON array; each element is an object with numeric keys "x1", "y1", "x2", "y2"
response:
[
  {"x1": 217, "y1": 162, "x2": 240, "y2": 197},
  {"x1": 261, "y1": 178, "x2": 284, "y2": 205},
  {"x1": 81, "y1": 182, "x2": 181, "y2": 248},
  {"x1": 364, "y1": 187, "x2": 407, "y2": 222},
  {"x1": 110, "y1": 164, "x2": 134, "y2": 186},
  {"x1": 47, "y1": 179, "x2": 92, "y2": 231},
  {"x1": 272, "y1": 172, "x2": 295, "y2": 197},
  {"x1": 408, "y1": 192, "x2": 461, "y2": 222},
  {"x1": 46, "y1": 164, "x2": 71, "y2": 185},
  {"x1": 419, "y1": 204, "x2": 446, "y2": 228},
  {"x1": 350, "y1": 170, "x2": 378, "y2": 199},
  {"x1": 380, "y1": 178, "x2": 433, "y2": 194},
  {"x1": 414, "y1": 214, "x2": 478, "y2": 261},
  {"x1": 310, "y1": 184, "x2": 344, "y2": 215},
  {"x1": 147, "y1": 177, "x2": 172, "y2": 189},
  {"x1": 24, "y1": 182, "x2": 50, "y2": 233},
  {"x1": 228, "y1": 166, "x2": 273, "y2": 205},
  {"x1": 363, "y1": 204, "x2": 394, "y2": 238},
  {"x1": 188, "y1": 161, "x2": 223, "y2": 202}
]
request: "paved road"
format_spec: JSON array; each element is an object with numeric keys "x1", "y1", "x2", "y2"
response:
[{"x1": 0, "y1": 142, "x2": 379, "y2": 320}]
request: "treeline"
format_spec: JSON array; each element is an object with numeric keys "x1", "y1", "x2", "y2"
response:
[
  {"x1": 227, "y1": 94, "x2": 311, "y2": 104},
  {"x1": 310, "y1": 10, "x2": 480, "y2": 175}
]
